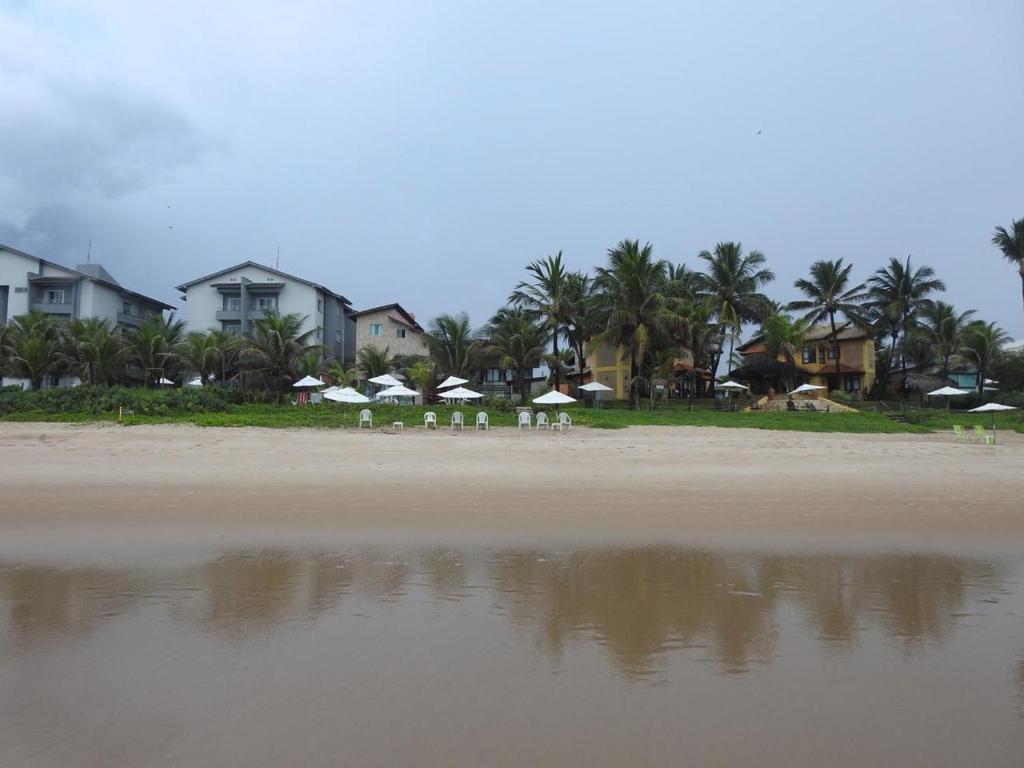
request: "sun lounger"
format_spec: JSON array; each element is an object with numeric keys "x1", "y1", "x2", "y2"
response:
[{"x1": 973, "y1": 424, "x2": 994, "y2": 445}]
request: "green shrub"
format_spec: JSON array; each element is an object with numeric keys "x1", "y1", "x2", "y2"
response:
[{"x1": 0, "y1": 385, "x2": 234, "y2": 415}]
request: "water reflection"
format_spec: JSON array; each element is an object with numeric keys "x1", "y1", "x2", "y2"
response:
[{"x1": 0, "y1": 545, "x2": 1016, "y2": 677}]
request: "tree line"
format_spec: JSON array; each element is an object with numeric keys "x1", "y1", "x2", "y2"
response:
[{"x1": 2, "y1": 217, "x2": 1022, "y2": 406}]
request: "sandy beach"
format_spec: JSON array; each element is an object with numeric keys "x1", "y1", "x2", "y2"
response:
[{"x1": 2, "y1": 422, "x2": 1022, "y2": 542}]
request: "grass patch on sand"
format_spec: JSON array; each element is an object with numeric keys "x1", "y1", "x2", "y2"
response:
[{"x1": 1, "y1": 401, "x2": 938, "y2": 434}]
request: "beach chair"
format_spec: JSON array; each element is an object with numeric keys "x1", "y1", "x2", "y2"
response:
[
  {"x1": 553, "y1": 411, "x2": 572, "y2": 431},
  {"x1": 518, "y1": 411, "x2": 532, "y2": 430},
  {"x1": 359, "y1": 409, "x2": 372, "y2": 429},
  {"x1": 424, "y1": 411, "x2": 437, "y2": 429},
  {"x1": 536, "y1": 411, "x2": 550, "y2": 429},
  {"x1": 476, "y1": 412, "x2": 489, "y2": 430},
  {"x1": 973, "y1": 424, "x2": 994, "y2": 445},
  {"x1": 451, "y1": 411, "x2": 465, "y2": 431},
  {"x1": 952, "y1": 424, "x2": 968, "y2": 443}
]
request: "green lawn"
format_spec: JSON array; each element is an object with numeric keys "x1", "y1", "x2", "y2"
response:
[{"x1": 0, "y1": 402, "x2": 954, "y2": 434}]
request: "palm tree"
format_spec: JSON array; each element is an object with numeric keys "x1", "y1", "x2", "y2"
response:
[
  {"x1": 866, "y1": 256, "x2": 945, "y2": 396},
  {"x1": 509, "y1": 251, "x2": 572, "y2": 388},
  {"x1": 787, "y1": 259, "x2": 866, "y2": 375},
  {"x1": 326, "y1": 361, "x2": 360, "y2": 388},
  {"x1": 426, "y1": 312, "x2": 479, "y2": 378},
  {"x1": 64, "y1": 318, "x2": 127, "y2": 386},
  {"x1": 761, "y1": 313, "x2": 811, "y2": 393},
  {"x1": 696, "y1": 242, "x2": 775, "y2": 378},
  {"x1": 484, "y1": 307, "x2": 548, "y2": 403},
  {"x1": 207, "y1": 330, "x2": 242, "y2": 386},
  {"x1": 5, "y1": 312, "x2": 63, "y2": 389},
  {"x1": 958, "y1": 321, "x2": 1008, "y2": 397},
  {"x1": 406, "y1": 360, "x2": 436, "y2": 403},
  {"x1": 593, "y1": 239, "x2": 672, "y2": 408},
  {"x1": 917, "y1": 301, "x2": 975, "y2": 380},
  {"x1": 562, "y1": 271, "x2": 597, "y2": 381},
  {"x1": 0, "y1": 322, "x2": 13, "y2": 377},
  {"x1": 174, "y1": 331, "x2": 219, "y2": 386},
  {"x1": 356, "y1": 344, "x2": 399, "y2": 379},
  {"x1": 239, "y1": 311, "x2": 319, "y2": 391},
  {"x1": 127, "y1": 312, "x2": 186, "y2": 384},
  {"x1": 992, "y1": 218, "x2": 1024, "y2": 327},
  {"x1": 666, "y1": 297, "x2": 717, "y2": 398}
]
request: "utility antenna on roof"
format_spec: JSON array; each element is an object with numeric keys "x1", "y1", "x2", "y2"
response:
[
  {"x1": 86, "y1": 240, "x2": 92, "y2": 264},
  {"x1": 275, "y1": 246, "x2": 280, "y2": 270}
]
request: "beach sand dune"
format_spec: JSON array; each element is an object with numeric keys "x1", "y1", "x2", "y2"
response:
[{"x1": 1, "y1": 423, "x2": 1021, "y2": 542}]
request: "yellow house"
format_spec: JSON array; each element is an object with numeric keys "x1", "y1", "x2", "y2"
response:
[
  {"x1": 584, "y1": 341, "x2": 712, "y2": 400},
  {"x1": 732, "y1": 322, "x2": 876, "y2": 396}
]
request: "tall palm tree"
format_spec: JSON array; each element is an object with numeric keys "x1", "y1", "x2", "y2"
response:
[
  {"x1": 425, "y1": 312, "x2": 479, "y2": 378},
  {"x1": 787, "y1": 259, "x2": 866, "y2": 375},
  {"x1": 63, "y1": 318, "x2": 127, "y2": 386},
  {"x1": 866, "y1": 256, "x2": 945, "y2": 395},
  {"x1": 239, "y1": 311, "x2": 319, "y2": 391},
  {"x1": 958, "y1": 321, "x2": 1008, "y2": 397},
  {"x1": 127, "y1": 312, "x2": 186, "y2": 384},
  {"x1": 509, "y1": 251, "x2": 573, "y2": 388},
  {"x1": 666, "y1": 297, "x2": 717, "y2": 398},
  {"x1": 917, "y1": 301, "x2": 976, "y2": 380},
  {"x1": 406, "y1": 360, "x2": 436, "y2": 403},
  {"x1": 484, "y1": 307, "x2": 548, "y2": 403},
  {"x1": 562, "y1": 271, "x2": 597, "y2": 381},
  {"x1": 0, "y1": 322, "x2": 13, "y2": 377},
  {"x1": 174, "y1": 331, "x2": 219, "y2": 386},
  {"x1": 696, "y1": 242, "x2": 775, "y2": 378},
  {"x1": 593, "y1": 239, "x2": 671, "y2": 408},
  {"x1": 5, "y1": 312, "x2": 63, "y2": 389},
  {"x1": 207, "y1": 330, "x2": 242, "y2": 386},
  {"x1": 992, "y1": 218, "x2": 1024, "y2": 327},
  {"x1": 356, "y1": 344, "x2": 399, "y2": 379},
  {"x1": 761, "y1": 313, "x2": 811, "y2": 393}
]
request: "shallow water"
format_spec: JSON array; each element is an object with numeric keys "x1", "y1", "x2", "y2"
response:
[{"x1": 1, "y1": 537, "x2": 1022, "y2": 767}]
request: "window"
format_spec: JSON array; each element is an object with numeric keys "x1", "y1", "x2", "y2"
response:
[
  {"x1": 122, "y1": 302, "x2": 133, "y2": 316},
  {"x1": 224, "y1": 296, "x2": 241, "y2": 311},
  {"x1": 222, "y1": 321, "x2": 242, "y2": 336},
  {"x1": 484, "y1": 368, "x2": 503, "y2": 383},
  {"x1": 253, "y1": 296, "x2": 277, "y2": 311},
  {"x1": 45, "y1": 289, "x2": 65, "y2": 304},
  {"x1": 396, "y1": 328, "x2": 406, "y2": 338},
  {"x1": 317, "y1": 299, "x2": 324, "y2": 312},
  {"x1": 14, "y1": 286, "x2": 28, "y2": 294},
  {"x1": 844, "y1": 375, "x2": 861, "y2": 392},
  {"x1": 369, "y1": 323, "x2": 383, "y2": 336},
  {"x1": 827, "y1": 346, "x2": 838, "y2": 360},
  {"x1": 801, "y1": 346, "x2": 815, "y2": 364}
]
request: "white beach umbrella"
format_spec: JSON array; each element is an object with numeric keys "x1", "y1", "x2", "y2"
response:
[
  {"x1": 788, "y1": 383, "x2": 827, "y2": 395},
  {"x1": 437, "y1": 375, "x2": 469, "y2": 389},
  {"x1": 157, "y1": 377, "x2": 175, "y2": 386},
  {"x1": 439, "y1": 386, "x2": 484, "y2": 400},
  {"x1": 185, "y1": 376, "x2": 203, "y2": 387},
  {"x1": 533, "y1": 389, "x2": 577, "y2": 405},
  {"x1": 715, "y1": 380, "x2": 749, "y2": 391},
  {"x1": 368, "y1": 373, "x2": 403, "y2": 387},
  {"x1": 968, "y1": 402, "x2": 1018, "y2": 437},
  {"x1": 579, "y1": 381, "x2": 613, "y2": 411},
  {"x1": 321, "y1": 385, "x2": 341, "y2": 395},
  {"x1": 375, "y1": 384, "x2": 418, "y2": 399},
  {"x1": 293, "y1": 375, "x2": 325, "y2": 388},
  {"x1": 926, "y1": 386, "x2": 971, "y2": 410},
  {"x1": 324, "y1": 387, "x2": 370, "y2": 404}
]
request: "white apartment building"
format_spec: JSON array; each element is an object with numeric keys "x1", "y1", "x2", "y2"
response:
[{"x1": 175, "y1": 261, "x2": 356, "y2": 362}]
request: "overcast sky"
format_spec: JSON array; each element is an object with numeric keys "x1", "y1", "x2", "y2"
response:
[{"x1": 1, "y1": 0, "x2": 1022, "y2": 338}]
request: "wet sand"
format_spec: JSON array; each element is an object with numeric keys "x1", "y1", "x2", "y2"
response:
[
  {"x1": 0, "y1": 422, "x2": 1022, "y2": 542},
  {"x1": 2, "y1": 423, "x2": 1024, "y2": 766}
]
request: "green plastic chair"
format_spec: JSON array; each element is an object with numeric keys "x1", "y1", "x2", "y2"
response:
[
  {"x1": 952, "y1": 425, "x2": 968, "y2": 442},
  {"x1": 973, "y1": 424, "x2": 994, "y2": 445}
]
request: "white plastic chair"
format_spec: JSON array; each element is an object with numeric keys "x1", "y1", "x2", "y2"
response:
[
  {"x1": 476, "y1": 412, "x2": 489, "y2": 430},
  {"x1": 359, "y1": 409, "x2": 372, "y2": 428},
  {"x1": 517, "y1": 411, "x2": 532, "y2": 430},
  {"x1": 309, "y1": 392, "x2": 323, "y2": 404},
  {"x1": 536, "y1": 411, "x2": 550, "y2": 429},
  {"x1": 451, "y1": 411, "x2": 465, "y2": 431},
  {"x1": 553, "y1": 411, "x2": 572, "y2": 431},
  {"x1": 424, "y1": 411, "x2": 437, "y2": 429}
]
